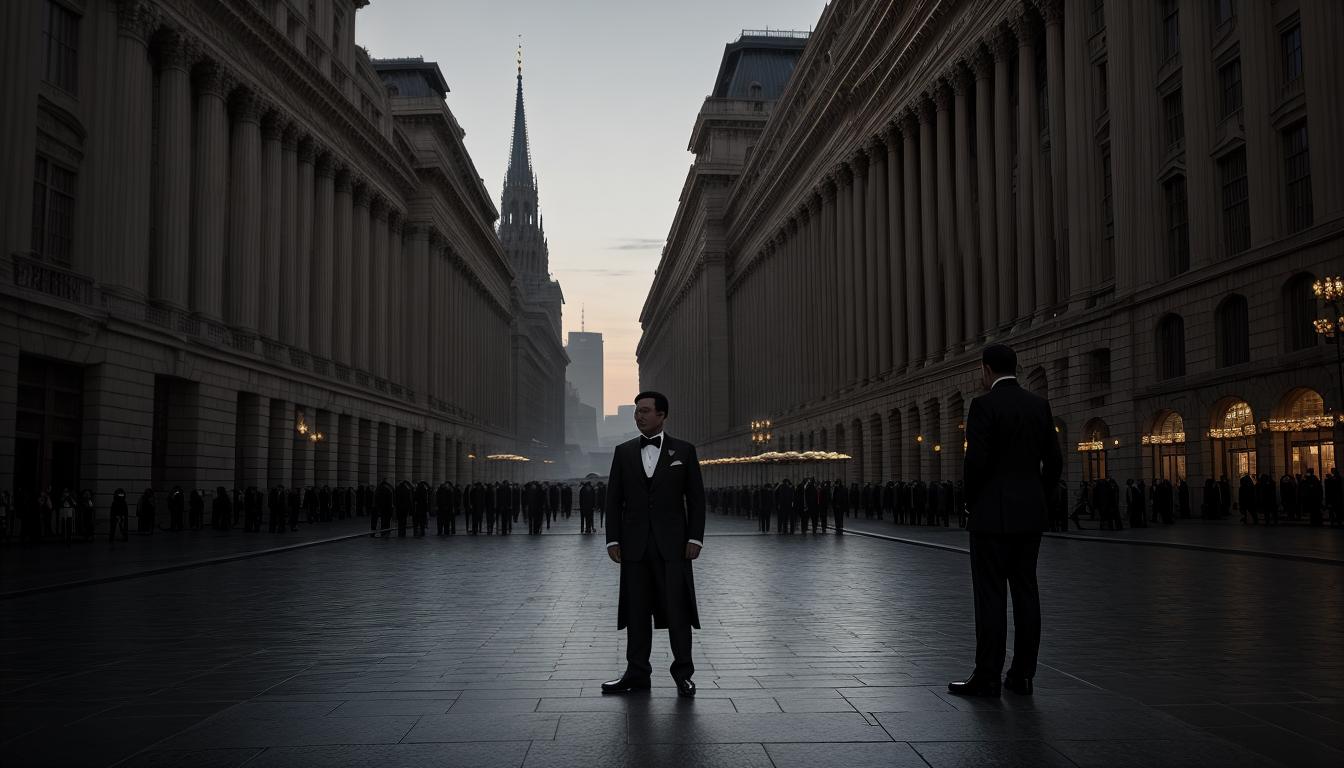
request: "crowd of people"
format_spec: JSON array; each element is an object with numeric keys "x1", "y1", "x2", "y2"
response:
[
  {"x1": 710, "y1": 465, "x2": 1344, "y2": 533},
  {"x1": 0, "y1": 479, "x2": 613, "y2": 546}
]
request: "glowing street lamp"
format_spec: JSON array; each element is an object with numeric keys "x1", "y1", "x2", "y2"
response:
[{"x1": 1313, "y1": 275, "x2": 1344, "y2": 422}]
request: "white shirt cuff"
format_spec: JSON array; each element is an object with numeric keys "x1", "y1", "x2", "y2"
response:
[
  {"x1": 606, "y1": 541, "x2": 619, "y2": 548},
  {"x1": 687, "y1": 539, "x2": 703, "y2": 547}
]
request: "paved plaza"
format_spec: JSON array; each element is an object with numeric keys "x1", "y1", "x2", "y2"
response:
[{"x1": 1, "y1": 513, "x2": 1341, "y2": 767}]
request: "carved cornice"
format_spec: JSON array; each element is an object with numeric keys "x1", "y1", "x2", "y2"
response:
[
  {"x1": 972, "y1": 45, "x2": 995, "y2": 80},
  {"x1": 194, "y1": 60, "x2": 235, "y2": 100},
  {"x1": 157, "y1": 28, "x2": 201, "y2": 72},
  {"x1": 116, "y1": 0, "x2": 161, "y2": 42}
]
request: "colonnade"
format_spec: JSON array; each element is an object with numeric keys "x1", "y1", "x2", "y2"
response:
[
  {"x1": 74, "y1": 7, "x2": 511, "y2": 428},
  {"x1": 729, "y1": 5, "x2": 1072, "y2": 421}
]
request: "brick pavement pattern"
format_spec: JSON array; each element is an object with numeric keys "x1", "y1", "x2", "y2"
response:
[{"x1": 1, "y1": 514, "x2": 1340, "y2": 767}]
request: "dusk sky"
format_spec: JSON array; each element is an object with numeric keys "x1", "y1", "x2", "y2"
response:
[{"x1": 356, "y1": 0, "x2": 825, "y2": 415}]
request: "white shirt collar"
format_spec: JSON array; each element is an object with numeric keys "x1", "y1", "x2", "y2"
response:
[{"x1": 991, "y1": 375, "x2": 1017, "y2": 389}]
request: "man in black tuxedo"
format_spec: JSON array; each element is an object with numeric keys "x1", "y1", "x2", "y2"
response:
[
  {"x1": 602, "y1": 391, "x2": 705, "y2": 698},
  {"x1": 951, "y1": 344, "x2": 1063, "y2": 698}
]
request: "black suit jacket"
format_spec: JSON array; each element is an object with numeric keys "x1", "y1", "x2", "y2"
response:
[
  {"x1": 605, "y1": 434, "x2": 705, "y2": 562},
  {"x1": 963, "y1": 378, "x2": 1064, "y2": 533}
]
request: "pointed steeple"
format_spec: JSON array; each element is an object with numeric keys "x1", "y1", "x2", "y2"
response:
[{"x1": 505, "y1": 40, "x2": 535, "y2": 191}]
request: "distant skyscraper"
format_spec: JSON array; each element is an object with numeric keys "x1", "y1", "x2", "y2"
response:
[{"x1": 566, "y1": 328, "x2": 603, "y2": 433}]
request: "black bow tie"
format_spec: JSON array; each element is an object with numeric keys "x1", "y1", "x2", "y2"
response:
[{"x1": 640, "y1": 435, "x2": 662, "y2": 450}]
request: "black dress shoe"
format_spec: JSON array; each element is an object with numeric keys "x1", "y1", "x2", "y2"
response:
[
  {"x1": 947, "y1": 674, "x2": 1001, "y2": 697},
  {"x1": 600, "y1": 676, "x2": 650, "y2": 694},
  {"x1": 675, "y1": 678, "x2": 696, "y2": 698},
  {"x1": 1003, "y1": 673, "x2": 1033, "y2": 695}
]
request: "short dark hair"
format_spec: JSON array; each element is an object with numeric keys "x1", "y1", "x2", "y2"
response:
[
  {"x1": 981, "y1": 344, "x2": 1017, "y2": 375},
  {"x1": 635, "y1": 391, "x2": 669, "y2": 416}
]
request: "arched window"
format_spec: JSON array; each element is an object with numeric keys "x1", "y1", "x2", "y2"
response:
[
  {"x1": 1216, "y1": 294, "x2": 1249, "y2": 367},
  {"x1": 1156, "y1": 314, "x2": 1186, "y2": 379},
  {"x1": 1283, "y1": 273, "x2": 1319, "y2": 351},
  {"x1": 748, "y1": 81, "x2": 763, "y2": 99}
]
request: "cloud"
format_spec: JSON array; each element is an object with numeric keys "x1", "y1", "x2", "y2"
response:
[{"x1": 607, "y1": 237, "x2": 665, "y2": 252}]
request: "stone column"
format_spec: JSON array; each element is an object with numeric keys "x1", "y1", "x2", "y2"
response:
[
  {"x1": 338, "y1": 414, "x2": 356, "y2": 486},
  {"x1": 1011, "y1": 13, "x2": 1039, "y2": 324},
  {"x1": 226, "y1": 89, "x2": 262, "y2": 333},
  {"x1": 1042, "y1": 0, "x2": 1068, "y2": 309},
  {"x1": 1064, "y1": 3, "x2": 1098, "y2": 300},
  {"x1": 405, "y1": 226, "x2": 430, "y2": 390},
  {"x1": 884, "y1": 126, "x2": 906, "y2": 371},
  {"x1": 315, "y1": 410, "x2": 336, "y2": 487},
  {"x1": 150, "y1": 31, "x2": 194, "y2": 309},
  {"x1": 372, "y1": 206, "x2": 391, "y2": 379},
  {"x1": 0, "y1": 1, "x2": 40, "y2": 263},
  {"x1": 870, "y1": 138, "x2": 891, "y2": 375},
  {"x1": 191, "y1": 63, "x2": 231, "y2": 321},
  {"x1": 935, "y1": 83, "x2": 961, "y2": 351},
  {"x1": 259, "y1": 113, "x2": 283, "y2": 340},
  {"x1": 358, "y1": 418, "x2": 374, "y2": 483},
  {"x1": 901, "y1": 113, "x2": 924, "y2": 364},
  {"x1": 268, "y1": 399, "x2": 294, "y2": 489},
  {"x1": 821, "y1": 180, "x2": 839, "y2": 394},
  {"x1": 953, "y1": 67, "x2": 980, "y2": 344},
  {"x1": 331, "y1": 170, "x2": 353, "y2": 365},
  {"x1": 296, "y1": 140, "x2": 316, "y2": 348},
  {"x1": 109, "y1": 0, "x2": 156, "y2": 298},
  {"x1": 991, "y1": 30, "x2": 1016, "y2": 330},
  {"x1": 278, "y1": 127, "x2": 299, "y2": 345},
  {"x1": 351, "y1": 184, "x2": 371, "y2": 371},
  {"x1": 416, "y1": 233, "x2": 433, "y2": 396},
  {"x1": 235, "y1": 393, "x2": 269, "y2": 492},
  {"x1": 837, "y1": 165, "x2": 855, "y2": 385},
  {"x1": 309, "y1": 154, "x2": 334, "y2": 357},
  {"x1": 918, "y1": 97, "x2": 942, "y2": 360},
  {"x1": 397, "y1": 426, "x2": 412, "y2": 482},
  {"x1": 849, "y1": 154, "x2": 871, "y2": 383},
  {"x1": 388, "y1": 218, "x2": 404, "y2": 386}
]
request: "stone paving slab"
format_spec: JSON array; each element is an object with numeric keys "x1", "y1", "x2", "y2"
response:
[{"x1": 1, "y1": 512, "x2": 1338, "y2": 766}]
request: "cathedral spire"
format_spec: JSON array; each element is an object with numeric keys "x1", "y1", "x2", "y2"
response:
[{"x1": 505, "y1": 38, "x2": 535, "y2": 191}]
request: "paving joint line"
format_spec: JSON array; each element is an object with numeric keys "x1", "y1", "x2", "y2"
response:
[
  {"x1": 0, "y1": 527, "x2": 396, "y2": 600},
  {"x1": 1041, "y1": 531, "x2": 1343, "y2": 565}
]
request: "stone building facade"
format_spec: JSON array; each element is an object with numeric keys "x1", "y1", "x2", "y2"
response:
[
  {"x1": 639, "y1": 1, "x2": 1343, "y2": 492},
  {"x1": 0, "y1": 0, "x2": 528, "y2": 509}
]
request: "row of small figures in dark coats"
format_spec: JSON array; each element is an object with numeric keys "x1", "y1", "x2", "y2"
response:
[
  {"x1": 1076, "y1": 467, "x2": 1343, "y2": 529},
  {"x1": 361, "y1": 480, "x2": 608, "y2": 537},
  {"x1": 709, "y1": 479, "x2": 971, "y2": 533},
  {"x1": 0, "y1": 479, "x2": 615, "y2": 545}
]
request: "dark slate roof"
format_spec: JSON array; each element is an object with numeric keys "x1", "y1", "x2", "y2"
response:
[
  {"x1": 371, "y1": 57, "x2": 449, "y2": 98},
  {"x1": 712, "y1": 33, "x2": 809, "y2": 99}
]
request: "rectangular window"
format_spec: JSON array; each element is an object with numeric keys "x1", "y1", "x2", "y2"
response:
[
  {"x1": 1281, "y1": 25, "x2": 1303, "y2": 85},
  {"x1": 1283, "y1": 122, "x2": 1313, "y2": 232},
  {"x1": 1090, "y1": 0, "x2": 1106, "y2": 35},
  {"x1": 1219, "y1": 58, "x2": 1242, "y2": 118},
  {"x1": 1163, "y1": 89, "x2": 1185, "y2": 149},
  {"x1": 42, "y1": 1, "x2": 80, "y2": 94},
  {"x1": 31, "y1": 155, "x2": 77, "y2": 266},
  {"x1": 1160, "y1": 0, "x2": 1180, "y2": 60},
  {"x1": 1089, "y1": 349, "x2": 1112, "y2": 388},
  {"x1": 1219, "y1": 147, "x2": 1249, "y2": 255},
  {"x1": 1212, "y1": 0, "x2": 1235, "y2": 26},
  {"x1": 1164, "y1": 176, "x2": 1190, "y2": 275},
  {"x1": 1102, "y1": 149, "x2": 1114, "y2": 241}
]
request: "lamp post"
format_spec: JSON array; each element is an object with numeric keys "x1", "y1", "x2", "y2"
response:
[
  {"x1": 750, "y1": 420, "x2": 772, "y2": 486},
  {"x1": 1314, "y1": 276, "x2": 1344, "y2": 415}
]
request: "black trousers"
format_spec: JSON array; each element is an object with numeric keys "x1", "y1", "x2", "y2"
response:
[
  {"x1": 622, "y1": 551, "x2": 694, "y2": 682},
  {"x1": 970, "y1": 531, "x2": 1042, "y2": 679}
]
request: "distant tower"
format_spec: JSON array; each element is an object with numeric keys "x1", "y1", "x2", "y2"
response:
[{"x1": 501, "y1": 41, "x2": 567, "y2": 468}]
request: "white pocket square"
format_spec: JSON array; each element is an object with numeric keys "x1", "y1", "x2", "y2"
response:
[{"x1": 670, "y1": 460, "x2": 684, "y2": 467}]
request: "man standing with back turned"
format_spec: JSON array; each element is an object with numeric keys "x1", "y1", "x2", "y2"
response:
[
  {"x1": 951, "y1": 345, "x2": 1062, "y2": 697},
  {"x1": 602, "y1": 391, "x2": 705, "y2": 698}
]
